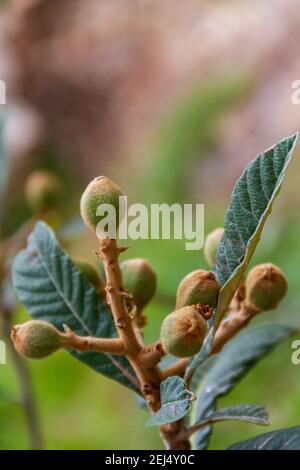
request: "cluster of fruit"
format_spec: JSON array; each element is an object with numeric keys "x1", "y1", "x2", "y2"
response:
[{"x1": 12, "y1": 176, "x2": 288, "y2": 361}]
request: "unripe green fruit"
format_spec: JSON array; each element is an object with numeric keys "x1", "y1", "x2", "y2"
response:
[
  {"x1": 246, "y1": 263, "x2": 288, "y2": 311},
  {"x1": 121, "y1": 258, "x2": 157, "y2": 310},
  {"x1": 73, "y1": 258, "x2": 104, "y2": 289},
  {"x1": 80, "y1": 176, "x2": 123, "y2": 233},
  {"x1": 11, "y1": 320, "x2": 62, "y2": 359},
  {"x1": 204, "y1": 227, "x2": 224, "y2": 267},
  {"x1": 25, "y1": 170, "x2": 62, "y2": 213},
  {"x1": 161, "y1": 306, "x2": 207, "y2": 358},
  {"x1": 176, "y1": 269, "x2": 221, "y2": 309}
]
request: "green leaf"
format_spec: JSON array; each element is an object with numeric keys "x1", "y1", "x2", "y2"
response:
[
  {"x1": 190, "y1": 405, "x2": 268, "y2": 437},
  {"x1": 193, "y1": 324, "x2": 297, "y2": 450},
  {"x1": 12, "y1": 221, "x2": 139, "y2": 392},
  {"x1": 146, "y1": 376, "x2": 195, "y2": 426},
  {"x1": 228, "y1": 425, "x2": 300, "y2": 450},
  {"x1": 214, "y1": 134, "x2": 298, "y2": 324}
]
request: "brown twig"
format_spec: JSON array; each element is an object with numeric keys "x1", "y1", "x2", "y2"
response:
[
  {"x1": 211, "y1": 301, "x2": 258, "y2": 354},
  {"x1": 96, "y1": 237, "x2": 190, "y2": 449},
  {"x1": 60, "y1": 324, "x2": 125, "y2": 354},
  {"x1": 139, "y1": 341, "x2": 166, "y2": 369}
]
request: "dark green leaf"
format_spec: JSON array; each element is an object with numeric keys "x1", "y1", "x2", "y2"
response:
[
  {"x1": 146, "y1": 376, "x2": 195, "y2": 426},
  {"x1": 12, "y1": 221, "x2": 139, "y2": 392},
  {"x1": 214, "y1": 134, "x2": 298, "y2": 324},
  {"x1": 190, "y1": 355, "x2": 216, "y2": 393},
  {"x1": 228, "y1": 425, "x2": 300, "y2": 450},
  {"x1": 190, "y1": 404, "x2": 269, "y2": 435},
  {"x1": 194, "y1": 324, "x2": 297, "y2": 450}
]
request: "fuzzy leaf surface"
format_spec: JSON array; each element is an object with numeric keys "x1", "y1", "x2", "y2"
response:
[
  {"x1": 191, "y1": 404, "x2": 269, "y2": 432},
  {"x1": 146, "y1": 376, "x2": 195, "y2": 426},
  {"x1": 228, "y1": 426, "x2": 300, "y2": 450},
  {"x1": 194, "y1": 324, "x2": 296, "y2": 450},
  {"x1": 214, "y1": 134, "x2": 298, "y2": 324},
  {"x1": 12, "y1": 221, "x2": 138, "y2": 392}
]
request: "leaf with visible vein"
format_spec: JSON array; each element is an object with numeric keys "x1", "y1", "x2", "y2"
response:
[
  {"x1": 146, "y1": 376, "x2": 195, "y2": 426},
  {"x1": 189, "y1": 404, "x2": 269, "y2": 436},
  {"x1": 214, "y1": 134, "x2": 298, "y2": 325},
  {"x1": 193, "y1": 324, "x2": 297, "y2": 450},
  {"x1": 12, "y1": 221, "x2": 139, "y2": 392},
  {"x1": 228, "y1": 425, "x2": 300, "y2": 450}
]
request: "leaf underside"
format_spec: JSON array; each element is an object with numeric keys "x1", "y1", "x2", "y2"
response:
[
  {"x1": 214, "y1": 133, "x2": 298, "y2": 324},
  {"x1": 194, "y1": 404, "x2": 269, "y2": 429},
  {"x1": 12, "y1": 221, "x2": 139, "y2": 392},
  {"x1": 228, "y1": 425, "x2": 300, "y2": 450},
  {"x1": 193, "y1": 324, "x2": 297, "y2": 450},
  {"x1": 146, "y1": 376, "x2": 194, "y2": 426},
  {"x1": 185, "y1": 135, "x2": 299, "y2": 389}
]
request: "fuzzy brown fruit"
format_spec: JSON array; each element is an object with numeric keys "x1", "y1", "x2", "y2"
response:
[
  {"x1": 11, "y1": 320, "x2": 62, "y2": 359},
  {"x1": 25, "y1": 170, "x2": 62, "y2": 213},
  {"x1": 121, "y1": 258, "x2": 157, "y2": 310},
  {"x1": 161, "y1": 306, "x2": 207, "y2": 358},
  {"x1": 176, "y1": 269, "x2": 220, "y2": 309},
  {"x1": 204, "y1": 227, "x2": 224, "y2": 267},
  {"x1": 245, "y1": 263, "x2": 288, "y2": 311},
  {"x1": 80, "y1": 176, "x2": 123, "y2": 234}
]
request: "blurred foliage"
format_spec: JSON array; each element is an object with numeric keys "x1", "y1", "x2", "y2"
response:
[
  {"x1": 139, "y1": 74, "x2": 252, "y2": 203},
  {"x1": 1, "y1": 195, "x2": 299, "y2": 449},
  {"x1": 0, "y1": 52, "x2": 299, "y2": 449},
  {"x1": 3, "y1": 143, "x2": 81, "y2": 237},
  {"x1": 0, "y1": 114, "x2": 8, "y2": 233}
]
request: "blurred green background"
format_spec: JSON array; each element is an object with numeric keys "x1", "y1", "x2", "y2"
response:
[{"x1": 0, "y1": 0, "x2": 300, "y2": 450}]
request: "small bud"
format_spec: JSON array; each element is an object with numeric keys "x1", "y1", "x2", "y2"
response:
[
  {"x1": 11, "y1": 320, "x2": 62, "y2": 359},
  {"x1": 245, "y1": 263, "x2": 288, "y2": 311},
  {"x1": 80, "y1": 176, "x2": 123, "y2": 233},
  {"x1": 25, "y1": 170, "x2": 62, "y2": 213},
  {"x1": 73, "y1": 258, "x2": 104, "y2": 291},
  {"x1": 160, "y1": 306, "x2": 207, "y2": 358},
  {"x1": 121, "y1": 258, "x2": 157, "y2": 310},
  {"x1": 176, "y1": 269, "x2": 220, "y2": 309},
  {"x1": 204, "y1": 227, "x2": 224, "y2": 267}
]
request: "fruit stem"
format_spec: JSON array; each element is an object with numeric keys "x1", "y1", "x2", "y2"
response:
[
  {"x1": 59, "y1": 325, "x2": 126, "y2": 354},
  {"x1": 96, "y1": 237, "x2": 190, "y2": 449}
]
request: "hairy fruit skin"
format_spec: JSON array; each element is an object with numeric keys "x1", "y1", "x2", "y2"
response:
[
  {"x1": 11, "y1": 320, "x2": 62, "y2": 359},
  {"x1": 204, "y1": 227, "x2": 224, "y2": 267},
  {"x1": 161, "y1": 306, "x2": 207, "y2": 358},
  {"x1": 80, "y1": 176, "x2": 123, "y2": 232},
  {"x1": 25, "y1": 170, "x2": 62, "y2": 213},
  {"x1": 246, "y1": 263, "x2": 288, "y2": 311},
  {"x1": 73, "y1": 258, "x2": 104, "y2": 289},
  {"x1": 176, "y1": 269, "x2": 221, "y2": 309},
  {"x1": 121, "y1": 258, "x2": 157, "y2": 310}
]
